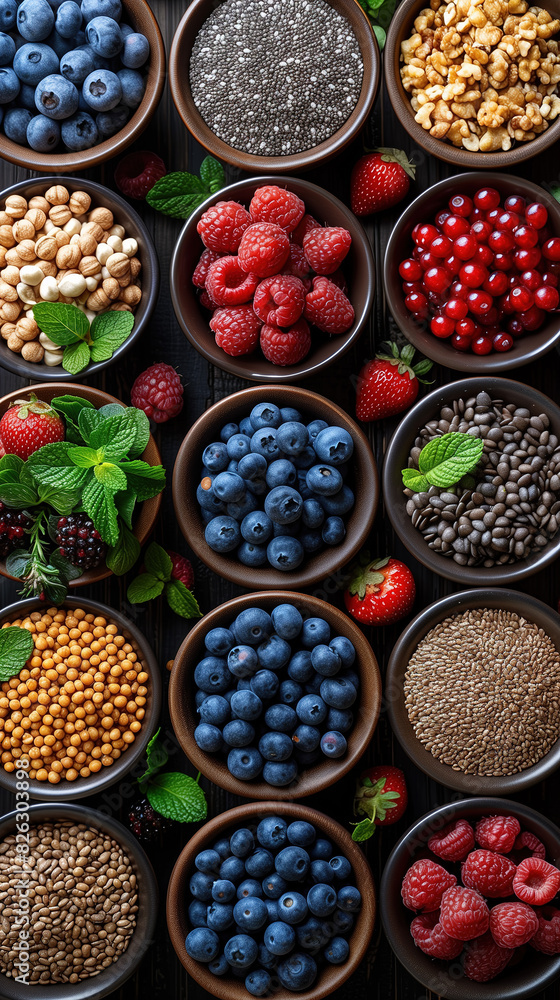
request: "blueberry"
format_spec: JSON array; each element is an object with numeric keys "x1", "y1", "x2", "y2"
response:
[
  {"x1": 205, "y1": 515, "x2": 240, "y2": 553},
  {"x1": 194, "y1": 656, "x2": 230, "y2": 694},
  {"x1": 250, "y1": 402, "x2": 282, "y2": 430},
  {"x1": 188, "y1": 899, "x2": 207, "y2": 927},
  {"x1": 121, "y1": 29, "x2": 149, "y2": 67},
  {"x1": 310, "y1": 838, "x2": 333, "y2": 861},
  {"x1": 230, "y1": 689, "x2": 262, "y2": 721},
  {"x1": 0, "y1": 66, "x2": 19, "y2": 103},
  {"x1": 247, "y1": 477, "x2": 267, "y2": 496},
  {"x1": 330, "y1": 636, "x2": 355, "y2": 668},
  {"x1": 263, "y1": 759, "x2": 298, "y2": 786},
  {"x1": 59, "y1": 45, "x2": 96, "y2": 84},
  {"x1": 326, "y1": 707, "x2": 353, "y2": 733},
  {"x1": 300, "y1": 531, "x2": 323, "y2": 554},
  {"x1": 232, "y1": 608, "x2": 273, "y2": 646},
  {"x1": 287, "y1": 821, "x2": 316, "y2": 847},
  {"x1": 311, "y1": 644, "x2": 341, "y2": 677},
  {"x1": 265, "y1": 900, "x2": 279, "y2": 923},
  {"x1": 201, "y1": 508, "x2": 215, "y2": 526},
  {"x1": 306, "y1": 464, "x2": 343, "y2": 497},
  {"x1": 310, "y1": 860, "x2": 335, "y2": 884},
  {"x1": 35, "y1": 72, "x2": 78, "y2": 118},
  {"x1": 320, "y1": 730, "x2": 347, "y2": 758},
  {"x1": 264, "y1": 486, "x2": 302, "y2": 525},
  {"x1": 257, "y1": 943, "x2": 277, "y2": 969},
  {"x1": 236, "y1": 678, "x2": 252, "y2": 692},
  {"x1": 204, "y1": 627, "x2": 234, "y2": 656},
  {"x1": 219, "y1": 855, "x2": 246, "y2": 883},
  {"x1": 238, "y1": 541, "x2": 268, "y2": 567},
  {"x1": 245, "y1": 969, "x2": 271, "y2": 996},
  {"x1": 318, "y1": 485, "x2": 354, "y2": 517},
  {"x1": 237, "y1": 878, "x2": 263, "y2": 900},
  {"x1": 340, "y1": 668, "x2": 360, "y2": 689},
  {"x1": 0, "y1": 0, "x2": 16, "y2": 31},
  {"x1": 18, "y1": 83, "x2": 37, "y2": 110},
  {"x1": 265, "y1": 458, "x2": 297, "y2": 488},
  {"x1": 61, "y1": 110, "x2": 98, "y2": 149},
  {"x1": 304, "y1": 673, "x2": 323, "y2": 696},
  {"x1": 55, "y1": 0, "x2": 81, "y2": 37},
  {"x1": 233, "y1": 895, "x2": 268, "y2": 932},
  {"x1": 307, "y1": 883, "x2": 337, "y2": 917},
  {"x1": 222, "y1": 720, "x2": 255, "y2": 748},
  {"x1": 212, "y1": 879, "x2": 236, "y2": 903},
  {"x1": 227, "y1": 492, "x2": 258, "y2": 522},
  {"x1": 324, "y1": 936, "x2": 349, "y2": 964},
  {"x1": 194, "y1": 723, "x2": 223, "y2": 753},
  {"x1": 227, "y1": 458, "x2": 239, "y2": 473},
  {"x1": 0, "y1": 31, "x2": 14, "y2": 65},
  {"x1": 195, "y1": 690, "x2": 209, "y2": 708},
  {"x1": 202, "y1": 442, "x2": 229, "y2": 472},
  {"x1": 256, "y1": 816, "x2": 287, "y2": 851},
  {"x1": 292, "y1": 446, "x2": 316, "y2": 471},
  {"x1": 95, "y1": 103, "x2": 128, "y2": 136},
  {"x1": 272, "y1": 521, "x2": 300, "y2": 538},
  {"x1": 249, "y1": 669, "x2": 279, "y2": 700},
  {"x1": 18, "y1": 0, "x2": 55, "y2": 41},
  {"x1": 314, "y1": 426, "x2": 354, "y2": 465},
  {"x1": 264, "y1": 703, "x2": 297, "y2": 734},
  {"x1": 337, "y1": 885, "x2": 361, "y2": 911},
  {"x1": 257, "y1": 634, "x2": 291, "y2": 671},
  {"x1": 277, "y1": 891, "x2": 308, "y2": 925},
  {"x1": 240, "y1": 510, "x2": 272, "y2": 544},
  {"x1": 82, "y1": 66, "x2": 122, "y2": 111},
  {"x1": 262, "y1": 873, "x2": 288, "y2": 900},
  {"x1": 185, "y1": 926, "x2": 220, "y2": 963},
  {"x1": 295, "y1": 916, "x2": 330, "y2": 950},
  {"x1": 195, "y1": 849, "x2": 221, "y2": 874},
  {"x1": 221, "y1": 433, "x2": 249, "y2": 462},
  {"x1": 197, "y1": 481, "x2": 223, "y2": 513},
  {"x1": 293, "y1": 747, "x2": 321, "y2": 768},
  {"x1": 277, "y1": 952, "x2": 317, "y2": 990},
  {"x1": 209, "y1": 953, "x2": 229, "y2": 976},
  {"x1": 332, "y1": 909, "x2": 354, "y2": 933},
  {"x1": 213, "y1": 837, "x2": 232, "y2": 860},
  {"x1": 329, "y1": 856, "x2": 352, "y2": 880},
  {"x1": 307, "y1": 419, "x2": 328, "y2": 443},
  {"x1": 228, "y1": 645, "x2": 258, "y2": 679},
  {"x1": 238, "y1": 452, "x2": 267, "y2": 481},
  {"x1": 301, "y1": 498, "x2": 324, "y2": 529},
  {"x1": 250, "y1": 427, "x2": 279, "y2": 460},
  {"x1": 227, "y1": 746, "x2": 263, "y2": 780},
  {"x1": 278, "y1": 679, "x2": 302, "y2": 706},
  {"x1": 85, "y1": 14, "x2": 122, "y2": 57},
  {"x1": 279, "y1": 407, "x2": 301, "y2": 422},
  {"x1": 207, "y1": 901, "x2": 234, "y2": 932},
  {"x1": 287, "y1": 651, "x2": 313, "y2": 684},
  {"x1": 291, "y1": 724, "x2": 320, "y2": 752},
  {"x1": 301, "y1": 617, "x2": 330, "y2": 648},
  {"x1": 239, "y1": 416, "x2": 253, "y2": 435},
  {"x1": 189, "y1": 870, "x2": 214, "y2": 902},
  {"x1": 296, "y1": 694, "x2": 327, "y2": 726},
  {"x1": 264, "y1": 920, "x2": 296, "y2": 956},
  {"x1": 275, "y1": 846, "x2": 310, "y2": 882},
  {"x1": 322, "y1": 516, "x2": 346, "y2": 546},
  {"x1": 224, "y1": 933, "x2": 259, "y2": 969},
  {"x1": 276, "y1": 421, "x2": 309, "y2": 456},
  {"x1": 267, "y1": 536, "x2": 303, "y2": 571},
  {"x1": 245, "y1": 847, "x2": 274, "y2": 878},
  {"x1": 80, "y1": 0, "x2": 122, "y2": 21},
  {"x1": 3, "y1": 108, "x2": 32, "y2": 143},
  {"x1": 320, "y1": 677, "x2": 357, "y2": 710},
  {"x1": 259, "y1": 731, "x2": 293, "y2": 762},
  {"x1": 220, "y1": 422, "x2": 238, "y2": 442}
]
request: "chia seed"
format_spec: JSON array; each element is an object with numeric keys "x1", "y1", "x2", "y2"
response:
[{"x1": 189, "y1": 0, "x2": 363, "y2": 156}]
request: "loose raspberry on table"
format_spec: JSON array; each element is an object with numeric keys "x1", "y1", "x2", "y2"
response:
[
  {"x1": 249, "y1": 184, "x2": 305, "y2": 233},
  {"x1": 292, "y1": 213, "x2": 321, "y2": 246},
  {"x1": 167, "y1": 550, "x2": 194, "y2": 590},
  {"x1": 428, "y1": 819, "x2": 475, "y2": 862},
  {"x1": 530, "y1": 907, "x2": 560, "y2": 954},
  {"x1": 131, "y1": 362, "x2": 184, "y2": 423},
  {"x1": 192, "y1": 249, "x2": 223, "y2": 288},
  {"x1": 210, "y1": 305, "x2": 262, "y2": 357},
  {"x1": 462, "y1": 850, "x2": 517, "y2": 898},
  {"x1": 303, "y1": 226, "x2": 352, "y2": 275},
  {"x1": 282, "y1": 242, "x2": 312, "y2": 281},
  {"x1": 489, "y1": 901, "x2": 539, "y2": 949},
  {"x1": 462, "y1": 932, "x2": 514, "y2": 982},
  {"x1": 205, "y1": 256, "x2": 259, "y2": 306},
  {"x1": 410, "y1": 911, "x2": 463, "y2": 960},
  {"x1": 304, "y1": 276, "x2": 355, "y2": 334},
  {"x1": 439, "y1": 886, "x2": 490, "y2": 941},
  {"x1": 476, "y1": 815, "x2": 521, "y2": 854},
  {"x1": 238, "y1": 222, "x2": 290, "y2": 277},
  {"x1": 513, "y1": 857, "x2": 560, "y2": 906},
  {"x1": 260, "y1": 319, "x2": 311, "y2": 367},
  {"x1": 513, "y1": 832, "x2": 546, "y2": 861},
  {"x1": 253, "y1": 275, "x2": 306, "y2": 327},
  {"x1": 197, "y1": 200, "x2": 252, "y2": 253},
  {"x1": 115, "y1": 150, "x2": 166, "y2": 200},
  {"x1": 401, "y1": 859, "x2": 457, "y2": 913}
]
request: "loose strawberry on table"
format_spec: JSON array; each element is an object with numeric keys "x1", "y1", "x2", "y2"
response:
[
  {"x1": 355, "y1": 343, "x2": 433, "y2": 422},
  {"x1": 350, "y1": 148, "x2": 415, "y2": 216},
  {"x1": 352, "y1": 765, "x2": 408, "y2": 841},
  {"x1": 344, "y1": 554, "x2": 415, "y2": 626}
]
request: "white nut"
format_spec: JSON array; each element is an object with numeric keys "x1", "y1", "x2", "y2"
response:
[
  {"x1": 101, "y1": 265, "x2": 110, "y2": 280},
  {"x1": 39, "y1": 275, "x2": 59, "y2": 302},
  {"x1": 16, "y1": 282, "x2": 37, "y2": 304},
  {"x1": 44, "y1": 348, "x2": 64, "y2": 367},
  {"x1": 19, "y1": 264, "x2": 43, "y2": 286},
  {"x1": 85, "y1": 275, "x2": 99, "y2": 292},
  {"x1": 58, "y1": 273, "x2": 87, "y2": 297},
  {"x1": 122, "y1": 237, "x2": 138, "y2": 258},
  {"x1": 77, "y1": 290, "x2": 89, "y2": 305},
  {"x1": 109, "y1": 224, "x2": 125, "y2": 238},
  {"x1": 95, "y1": 243, "x2": 112, "y2": 265},
  {"x1": 70, "y1": 233, "x2": 82, "y2": 246},
  {"x1": 63, "y1": 218, "x2": 81, "y2": 237},
  {"x1": 44, "y1": 219, "x2": 55, "y2": 233},
  {"x1": 39, "y1": 331, "x2": 60, "y2": 350},
  {"x1": 107, "y1": 235, "x2": 123, "y2": 253},
  {"x1": 84, "y1": 308, "x2": 97, "y2": 323}
]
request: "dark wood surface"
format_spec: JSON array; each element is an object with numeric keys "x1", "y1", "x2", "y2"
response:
[{"x1": 1, "y1": 2, "x2": 560, "y2": 998}]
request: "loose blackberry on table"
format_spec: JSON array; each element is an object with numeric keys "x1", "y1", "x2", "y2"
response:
[{"x1": 55, "y1": 513, "x2": 106, "y2": 570}]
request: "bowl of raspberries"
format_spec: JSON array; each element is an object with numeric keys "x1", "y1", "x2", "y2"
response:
[
  {"x1": 381, "y1": 797, "x2": 560, "y2": 999},
  {"x1": 169, "y1": 591, "x2": 381, "y2": 799},
  {"x1": 170, "y1": 176, "x2": 375, "y2": 382}
]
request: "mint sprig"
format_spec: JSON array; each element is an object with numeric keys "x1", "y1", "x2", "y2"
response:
[
  {"x1": 33, "y1": 303, "x2": 135, "y2": 374},
  {"x1": 402, "y1": 432, "x2": 484, "y2": 493},
  {"x1": 137, "y1": 729, "x2": 207, "y2": 824},
  {"x1": 0, "y1": 626, "x2": 34, "y2": 681},
  {"x1": 358, "y1": 0, "x2": 397, "y2": 49},
  {"x1": 127, "y1": 542, "x2": 201, "y2": 620},
  {"x1": 145, "y1": 155, "x2": 226, "y2": 219}
]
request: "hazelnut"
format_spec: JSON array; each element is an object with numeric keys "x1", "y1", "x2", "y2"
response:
[
  {"x1": 45, "y1": 185, "x2": 70, "y2": 206},
  {"x1": 56, "y1": 244, "x2": 82, "y2": 269},
  {"x1": 21, "y1": 341, "x2": 45, "y2": 363},
  {"x1": 88, "y1": 206, "x2": 114, "y2": 230},
  {"x1": 37, "y1": 260, "x2": 57, "y2": 278},
  {"x1": 54, "y1": 230, "x2": 70, "y2": 249},
  {"x1": 1, "y1": 266, "x2": 20, "y2": 287},
  {"x1": 13, "y1": 219, "x2": 35, "y2": 242},
  {"x1": 79, "y1": 255, "x2": 101, "y2": 277},
  {"x1": 79, "y1": 233, "x2": 97, "y2": 256},
  {"x1": 0, "y1": 247, "x2": 7, "y2": 267},
  {"x1": 4, "y1": 249, "x2": 26, "y2": 268},
  {"x1": 39, "y1": 276, "x2": 59, "y2": 301},
  {"x1": 63, "y1": 218, "x2": 82, "y2": 237},
  {"x1": 19, "y1": 264, "x2": 43, "y2": 287},
  {"x1": 49, "y1": 205, "x2": 72, "y2": 227},
  {"x1": 86, "y1": 288, "x2": 111, "y2": 311},
  {"x1": 109, "y1": 302, "x2": 133, "y2": 312},
  {"x1": 17, "y1": 240, "x2": 38, "y2": 262},
  {"x1": 106, "y1": 252, "x2": 130, "y2": 280},
  {"x1": 1, "y1": 301, "x2": 22, "y2": 322},
  {"x1": 81, "y1": 221, "x2": 105, "y2": 243},
  {"x1": 0, "y1": 211, "x2": 11, "y2": 227},
  {"x1": 5, "y1": 195, "x2": 28, "y2": 219},
  {"x1": 16, "y1": 316, "x2": 39, "y2": 341},
  {"x1": 58, "y1": 273, "x2": 87, "y2": 298},
  {"x1": 7, "y1": 332, "x2": 24, "y2": 352},
  {"x1": 28, "y1": 196, "x2": 50, "y2": 213},
  {"x1": 1, "y1": 322, "x2": 16, "y2": 340},
  {"x1": 85, "y1": 276, "x2": 99, "y2": 292},
  {"x1": 120, "y1": 284, "x2": 142, "y2": 306},
  {"x1": 0, "y1": 278, "x2": 18, "y2": 301},
  {"x1": 17, "y1": 283, "x2": 38, "y2": 306},
  {"x1": 68, "y1": 191, "x2": 91, "y2": 216},
  {"x1": 102, "y1": 277, "x2": 120, "y2": 300},
  {"x1": 0, "y1": 225, "x2": 15, "y2": 249},
  {"x1": 109, "y1": 224, "x2": 125, "y2": 239},
  {"x1": 25, "y1": 208, "x2": 47, "y2": 231},
  {"x1": 129, "y1": 256, "x2": 142, "y2": 279}
]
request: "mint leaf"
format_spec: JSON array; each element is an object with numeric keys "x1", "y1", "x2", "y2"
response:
[
  {"x1": 51, "y1": 395, "x2": 94, "y2": 443},
  {"x1": 106, "y1": 523, "x2": 140, "y2": 576},
  {"x1": 5, "y1": 549, "x2": 31, "y2": 579},
  {"x1": 144, "y1": 542, "x2": 172, "y2": 581},
  {"x1": 115, "y1": 487, "x2": 137, "y2": 529},
  {"x1": 145, "y1": 772, "x2": 207, "y2": 823},
  {"x1": 127, "y1": 573, "x2": 165, "y2": 603},
  {"x1": 127, "y1": 409, "x2": 150, "y2": 459},
  {"x1": 94, "y1": 463, "x2": 128, "y2": 492},
  {"x1": 146, "y1": 171, "x2": 209, "y2": 219},
  {"x1": 82, "y1": 477, "x2": 119, "y2": 546},
  {"x1": 0, "y1": 455, "x2": 24, "y2": 475},
  {"x1": 78, "y1": 407, "x2": 102, "y2": 443},
  {"x1": 33, "y1": 302, "x2": 89, "y2": 345},
  {"x1": 27, "y1": 442, "x2": 89, "y2": 490},
  {"x1": 119, "y1": 460, "x2": 166, "y2": 496},
  {"x1": 351, "y1": 818, "x2": 376, "y2": 842},
  {"x1": 89, "y1": 409, "x2": 139, "y2": 457},
  {"x1": 38, "y1": 485, "x2": 82, "y2": 515},
  {"x1": 401, "y1": 468, "x2": 430, "y2": 493},
  {"x1": 138, "y1": 729, "x2": 168, "y2": 784},
  {"x1": 0, "y1": 483, "x2": 38, "y2": 507},
  {"x1": 63, "y1": 340, "x2": 91, "y2": 375},
  {"x1": 98, "y1": 403, "x2": 126, "y2": 418},
  {"x1": 68, "y1": 446, "x2": 100, "y2": 468},
  {"x1": 199, "y1": 155, "x2": 225, "y2": 193},
  {"x1": 416, "y1": 432, "x2": 484, "y2": 488},
  {"x1": 166, "y1": 580, "x2": 202, "y2": 620},
  {"x1": 373, "y1": 25, "x2": 386, "y2": 47},
  {"x1": 90, "y1": 312, "x2": 135, "y2": 362},
  {"x1": 0, "y1": 626, "x2": 34, "y2": 681}
]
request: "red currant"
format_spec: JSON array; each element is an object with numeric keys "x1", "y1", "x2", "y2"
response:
[
  {"x1": 484, "y1": 271, "x2": 509, "y2": 296},
  {"x1": 420, "y1": 251, "x2": 441, "y2": 270},
  {"x1": 508, "y1": 317, "x2": 524, "y2": 336},
  {"x1": 474, "y1": 187, "x2": 500, "y2": 211},
  {"x1": 488, "y1": 229, "x2": 515, "y2": 254},
  {"x1": 504, "y1": 194, "x2": 526, "y2": 215},
  {"x1": 542, "y1": 237, "x2": 560, "y2": 261},
  {"x1": 444, "y1": 298, "x2": 468, "y2": 320},
  {"x1": 411, "y1": 247, "x2": 422, "y2": 260},
  {"x1": 538, "y1": 226, "x2": 552, "y2": 245},
  {"x1": 467, "y1": 289, "x2": 493, "y2": 314},
  {"x1": 479, "y1": 307, "x2": 499, "y2": 327},
  {"x1": 534, "y1": 284, "x2": 560, "y2": 310},
  {"x1": 405, "y1": 291, "x2": 428, "y2": 313},
  {"x1": 423, "y1": 267, "x2": 451, "y2": 294},
  {"x1": 496, "y1": 211, "x2": 520, "y2": 232},
  {"x1": 443, "y1": 254, "x2": 462, "y2": 276},
  {"x1": 402, "y1": 281, "x2": 423, "y2": 294},
  {"x1": 430, "y1": 235, "x2": 453, "y2": 258},
  {"x1": 470, "y1": 220, "x2": 492, "y2": 243},
  {"x1": 510, "y1": 285, "x2": 534, "y2": 311},
  {"x1": 513, "y1": 247, "x2": 541, "y2": 270},
  {"x1": 449, "y1": 194, "x2": 474, "y2": 217},
  {"x1": 493, "y1": 252, "x2": 513, "y2": 271},
  {"x1": 442, "y1": 215, "x2": 470, "y2": 239},
  {"x1": 450, "y1": 280, "x2": 469, "y2": 299},
  {"x1": 460, "y1": 262, "x2": 489, "y2": 287},
  {"x1": 453, "y1": 234, "x2": 477, "y2": 260},
  {"x1": 519, "y1": 305, "x2": 545, "y2": 330},
  {"x1": 501, "y1": 293, "x2": 515, "y2": 314},
  {"x1": 472, "y1": 334, "x2": 493, "y2": 354},
  {"x1": 475, "y1": 244, "x2": 494, "y2": 268},
  {"x1": 428, "y1": 290, "x2": 446, "y2": 307},
  {"x1": 430, "y1": 314, "x2": 455, "y2": 338},
  {"x1": 469, "y1": 208, "x2": 486, "y2": 224},
  {"x1": 514, "y1": 225, "x2": 538, "y2": 248},
  {"x1": 540, "y1": 271, "x2": 559, "y2": 287},
  {"x1": 493, "y1": 332, "x2": 513, "y2": 352},
  {"x1": 414, "y1": 223, "x2": 440, "y2": 248},
  {"x1": 486, "y1": 208, "x2": 501, "y2": 226},
  {"x1": 456, "y1": 317, "x2": 481, "y2": 338},
  {"x1": 525, "y1": 202, "x2": 548, "y2": 229},
  {"x1": 452, "y1": 333, "x2": 473, "y2": 352},
  {"x1": 399, "y1": 258, "x2": 423, "y2": 281},
  {"x1": 519, "y1": 269, "x2": 541, "y2": 291},
  {"x1": 435, "y1": 210, "x2": 451, "y2": 228}
]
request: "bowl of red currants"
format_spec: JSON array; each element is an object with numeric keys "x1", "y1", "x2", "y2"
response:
[{"x1": 384, "y1": 173, "x2": 560, "y2": 372}]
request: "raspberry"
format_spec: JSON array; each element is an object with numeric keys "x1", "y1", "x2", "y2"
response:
[
  {"x1": 260, "y1": 319, "x2": 311, "y2": 367},
  {"x1": 428, "y1": 819, "x2": 475, "y2": 862},
  {"x1": 200, "y1": 289, "x2": 219, "y2": 311},
  {"x1": 476, "y1": 815, "x2": 521, "y2": 854},
  {"x1": 253, "y1": 275, "x2": 306, "y2": 327},
  {"x1": 513, "y1": 832, "x2": 546, "y2": 861},
  {"x1": 304, "y1": 276, "x2": 355, "y2": 334},
  {"x1": 205, "y1": 256, "x2": 259, "y2": 306},
  {"x1": 0, "y1": 502, "x2": 32, "y2": 559},
  {"x1": 462, "y1": 932, "x2": 514, "y2": 982},
  {"x1": 401, "y1": 859, "x2": 457, "y2": 913},
  {"x1": 238, "y1": 222, "x2": 290, "y2": 278},
  {"x1": 462, "y1": 850, "x2": 516, "y2": 898},
  {"x1": 128, "y1": 797, "x2": 175, "y2": 843},
  {"x1": 303, "y1": 226, "x2": 352, "y2": 275},
  {"x1": 55, "y1": 514, "x2": 106, "y2": 570},
  {"x1": 439, "y1": 886, "x2": 490, "y2": 941},
  {"x1": 131, "y1": 362, "x2": 184, "y2": 423},
  {"x1": 197, "y1": 200, "x2": 252, "y2": 253},
  {"x1": 292, "y1": 213, "x2": 321, "y2": 246},
  {"x1": 513, "y1": 857, "x2": 560, "y2": 905},
  {"x1": 489, "y1": 901, "x2": 539, "y2": 948},
  {"x1": 327, "y1": 269, "x2": 349, "y2": 294},
  {"x1": 410, "y1": 911, "x2": 463, "y2": 960},
  {"x1": 115, "y1": 150, "x2": 166, "y2": 200},
  {"x1": 249, "y1": 185, "x2": 305, "y2": 233},
  {"x1": 282, "y1": 242, "x2": 312, "y2": 281},
  {"x1": 530, "y1": 906, "x2": 560, "y2": 954},
  {"x1": 167, "y1": 550, "x2": 194, "y2": 590},
  {"x1": 192, "y1": 249, "x2": 223, "y2": 288},
  {"x1": 210, "y1": 305, "x2": 262, "y2": 357}
]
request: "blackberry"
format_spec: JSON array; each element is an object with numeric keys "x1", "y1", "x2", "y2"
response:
[
  {"x1": 0, "y1": 502, "x2": 32, "y2": 559},
  {"x1": 55, "y1": 513, "x2": 106, "y2": 570},
  {"x1": 127, "y1": 797, "x2": 175, "y2": 843}
]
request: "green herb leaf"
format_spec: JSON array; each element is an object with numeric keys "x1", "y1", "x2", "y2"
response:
[
  {"x1": 145, "y1": 772, "x2": 207, "y2": 823},
  {"x1": 199, "y1": 155, "x2": 226, "y2": 193},
  {"x1": 165, "y1": 580, "x2": 202, "y2": 620},
  {"x1": 115, "y1": 487, "x2": 137, "y2": 530},
  {"x1": 144, "y1": 542, "x2": 172, "y2": 581},
  {"x1": 118, "y1": 460, "x2": 166, "y2": 500},
  {"x1": 127, "y1": 573, "x2": 165, "y2": 603},
  {"x1": 50, "y1": 549, "x2": 83, "y2": 582},
  {"x1": 90, "y1": 312, "x2": 135, "y2": 362},
  {"x1": 63, "y1": 340, "x2": 91, "y2": 375},
  {"x1": 106, "y1": 523, "x2": 141, "y2": 576},
  {"x1": 98, "y1": 403, "x2": 126, "y2": 418},
  {"x1": 89, "y1": 409, "x2": 139, "y2": 457},
  {"x1": 146, "y1": 168, "x2": 218, "y2": 219},
  {"x1": 5, "y1": 549, "x2": 31, "y2": 578},
  {"x1": 78, "y1": 407, "x2": 102, "y2": 443},
  {"x1": 51, "y1": 395, "x2": 94, "y2": 443},
  {"x1": 372, "y1": 25, "x2": 386, "y2": 47},
  {"x1": 33, "y1": 302, "x2": 89, "y2": 345},
  {"x1": 0, "y1": 626, "x2": 34, "y2": 681},
  {"x1": 351, "y1": 818, "x2": 376, "y2": 842},
  {"x1": 0, "y1": 455, "x2": 24, "y2": 476},
  {"x1": 401, "y1": 468, "x2": 430, "y2": 493},
  {"x1": 68, "y1": 446, "x2": 100, "y2": 468},
  {"x1": 94, "y1": 463, "x2": 128, "y2": 492},
  {"x1": 27, "y1": 442, "x2": 89, "y2": 490},
  {"x1": 127, "y1": 409, "x2": 150, "y2": 459},
  {"x1": 138, "y1": 729, "x2": 168, "y2": 784},
  {"x1": 82, "y1": 477, "x2": 119, "y2": 546},
  {"x1": 416, "y1": 432, "x2": 484, "y2": 488},
  {"x1": 0, "y1": 483, "x2": 38, "y2": 507}
]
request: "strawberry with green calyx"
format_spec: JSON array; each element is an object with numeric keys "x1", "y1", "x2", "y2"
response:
[
  {"x1": 352, "y1": 765, "x2": 408, "y2": 841},
  {"x1": 356, "y1": 342, "x2": 433, "y2": 422},
  {"x1": 344, "y1": 552, "x2": 415, "y2": 626},
  {"x1": 127, "y1": 541, "x2": 201, "y2": 620},
  {"x1": 350, "y1": 149, "x2": 415, "y2": 216},
  {"x1": 0, "y1": 394, "x2": 65, "y2": 461},
  {"x1": 127, "y1": 729, "x2": 207, "y2": 844}
]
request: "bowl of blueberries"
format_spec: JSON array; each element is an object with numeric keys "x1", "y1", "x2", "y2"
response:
[
  {"x1": 169, "y1": 592, "x2": 381, "y2": 797},
  {"x1": 166, "y1": 801, "x2": 376, "y2": 1000},
  {"x1": 0, "y1": 0, "x2": 165, "y2": 171},
  {"x1": 171, "y1": 386, "x2": 378, "y2": 589}
]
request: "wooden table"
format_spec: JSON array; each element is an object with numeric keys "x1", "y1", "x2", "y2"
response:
[{"x1": 0, "y1": 2, "x2": 559, "y2": 998}]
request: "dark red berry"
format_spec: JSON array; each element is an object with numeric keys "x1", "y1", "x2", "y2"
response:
[
  {"x1": 525, "y1": 202, "x2": 548, "y2": 229},
  {"x1": 127, "y1": 797, "x2": 175, "y2": 843},
  {"x1": 535, "y1": 285, "x2": 560, "y2": 310},
  {"x1": 115, "y1": 151, "x2": 167, "y2": 200},
  {"x1": 542, "y1": 238, "x2": 560, "y2": 262},
  {"x1": 449, "y1": 194, "x2": 473, "y2": 217},
  {"x1": 504, "y1": 194, "x2": 526, "y2": 215},
  {"x1": 493, "y1": 332, "x2": 513, "y2": 352},
  {"x1": 399, "y1": 258, "x2": 423, "y2": 281},
  {"x1": 55, "y1": 514, "x2": 106, "y2": 570},
  {"x1": 430, "y1": 314, "x2": 455, "y2": 338},
  {"x1": 131, "y1": 362, "x2": 184, "y2": 423},
  {"x1": 0, "y1": 503, "x2": 32, "y2": 559},
  {"x1": 472, "y1": 334, "x2": 493, "y2": 354},
  {"x1": 443, "y1": 215, "x2": 470, "y2": 239},
  {"x1": 474, "y1": 188, "x2": 500, "y2": 211}
]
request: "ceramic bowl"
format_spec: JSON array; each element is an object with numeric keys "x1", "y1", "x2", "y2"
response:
[
  {"x1": 384, "y1": 172, "x2": 560, "y2": 373},
  {"x1": 172, "y1": 384, "x2": 378, "y2": 590},
  {"x1": 380, "y1": 797, "x2": 560, "y2": 999},
  {"x1": 383, "y1": 376, "x2": 560, "y2": 585},
  {"x1": 170, "y1": 175, "x2": 375, "y2": 383},
  {"x1": 169, "y1": 0, "x2": 379, "y2": 173},
  {"x1": 167, "y1": 800, "x2": 376, "y2": 1000},
  {"x1": 0, "y1": 176, "x2": 159, "y2": 380},
  {"x1": 0, "y1": 801, "x2": 157, "y2": 1000},
  {"x1": 169, "y1": 590, "x2": 382, "y2": 800}
]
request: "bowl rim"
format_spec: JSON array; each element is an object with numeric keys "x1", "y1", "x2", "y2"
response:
[
  {"x1": 169, "y1": 174, "x2": 375, "y2": 383},
  {"x1": 168, "y1": 0, "x2": 380, "y2": 172},
  {"x1": 0, "y1": 175, "x2": 160, "y2": 380},
  {"x1": 380, "y1": 796, "x2": 560, "y2": 1000},
  {"x1": 172, "y1": 383, "x2": 379, "y2": 589},
  {"x1": 386, "y1": 586, "x2": 560, "y2": 794},
  {"x1": 168, "y1": 589, "x2": 382, "y2": 799},
  {"x1": 383, "y1": 171, "x2": 560, "y2": 373},
  {"x1": 166, "y1": 799, "x2": 376, "y2": 1000},
  {"x1": 0, "y1": 801, "x2": 158, "y2": 1000},
  {"x1": 383, "y1": 375, "x2": 560, "y2": 584},
  {"x1": 0, "y1": 595, "x2": 162, "y2": 801}
]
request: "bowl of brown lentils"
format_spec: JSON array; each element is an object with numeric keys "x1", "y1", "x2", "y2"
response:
[
  {"x1": 0, "y1": 597, "x2": 161, "y2": 802},
  {"x1": 0, "y1": 801, "x2": 157, "y2": 999}
]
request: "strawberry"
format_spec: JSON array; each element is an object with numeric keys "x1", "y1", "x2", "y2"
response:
[
  {"x1": 355, "y1": 342, "x2": 433, "y2": 421},
  {"x1": 0, "y1": 394, "x2": 65, "y2": 460},
  {"x1": 350, "y1": 148, "x2": 415, "y2": 216},
  {"x1": 352, "y1": 765, "x2": 408, "y2": 841},
  {"x1": 344, "y1": 554, "x2": 415, "y2": 626}
]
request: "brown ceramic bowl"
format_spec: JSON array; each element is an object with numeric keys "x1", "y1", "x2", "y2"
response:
[
  {"x1": 0, "y1": 595, "x2": 161, "y2": 802},
  {"x1": 385, "y1": 0, "x2": 560, "y2": 169},
  {"x1": 380, "y1": 797, "x2": 560, "y2": 999},
  {"x1": 169, "y1": 0, "x2": 379, "y2": 173},
  {"x1": 169, "y1": 591, "x2": 381, "y2": 800},
  {"x1": 172, "y1": 385, "x2": 378, "y2": 589},
  {"x1": 0, "y1": 0, "x2": 165, "y2": 173},
  {"x1": 0, "y1": 801, "x2": 158, "y2": 1000},
  {"x1": 383, "y1": 376, "x2": 560, "y2": 585},
  {"x1": 386, "y1": 587, "x2": 560, "y2": 795},
  {"x1": 0, "y1": 382, "x2": 163, "y2": 588},
  {"x1": 384, "y1": 173, "x2": 560, "y2": 373},
  {"x1": 0, "y1": 176, "x2": 159, "y2": 381},
  {"x1": 170, "y1": 176, "x2": 375, "y2": 383},
  {"x1": 167, "y1": 801, "x2": 376, "y2": 1000}
]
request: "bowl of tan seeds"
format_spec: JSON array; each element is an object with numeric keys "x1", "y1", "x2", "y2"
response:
[{"x1": 386, "y1": 586, "x2": 560, "y2": 794}]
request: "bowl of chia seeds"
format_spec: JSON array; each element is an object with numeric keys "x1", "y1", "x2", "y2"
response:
[
  {"x1": 386, "y1": 587, "x2": 560, "y2": 795},
  {"x1": 383, "y1": 376, "x2": 560, "y2": 585},
  {"x1": 169, "y1": 0, "x2": 379, "y2": 172}
]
